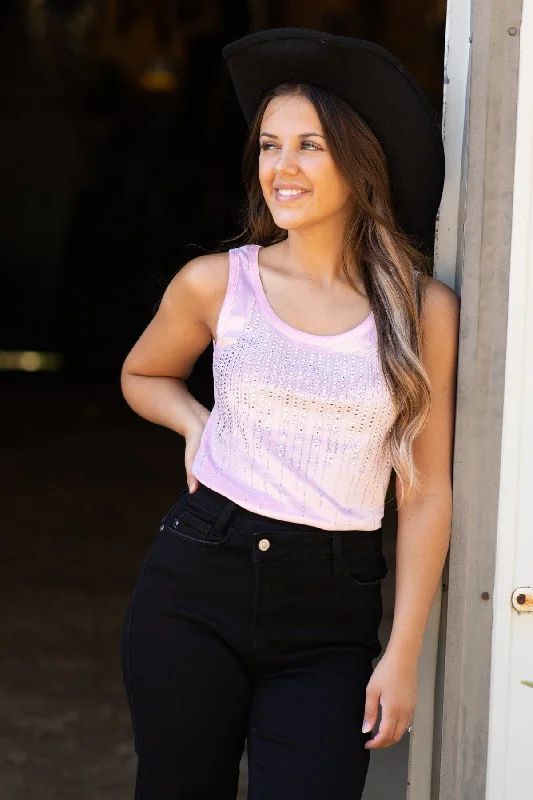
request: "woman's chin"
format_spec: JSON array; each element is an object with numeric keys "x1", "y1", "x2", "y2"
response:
[{"x1": 270, "y1": 214, "x2": 309, "y2": 231}]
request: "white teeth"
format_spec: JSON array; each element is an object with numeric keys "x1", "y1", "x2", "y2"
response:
[{"x1": 277, "y1": 188, "x2": 306, "y2": 196}]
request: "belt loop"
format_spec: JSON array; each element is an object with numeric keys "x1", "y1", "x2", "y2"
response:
[
  {"x1": 331, "y1": 532, "x2": 344, "y2": 578},
  {"x1": 208, "y1": 498, "x2": 238, "y2": 538}
]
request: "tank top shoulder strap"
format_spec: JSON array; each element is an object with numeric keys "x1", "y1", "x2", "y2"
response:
[
  {"x1": 214, "y1": 244, "x2": 255, "y2": 350},
  {"x1": 238, "y1": 242, "x2": 256, "y2": 289}
]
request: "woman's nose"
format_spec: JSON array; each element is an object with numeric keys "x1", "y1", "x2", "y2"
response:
[
  {"x1": 274, "y1": 149, "x2": 299, "y2": 173},
  {"x1": 275, "y1": 158, "x2": 298, "y2": 174}
]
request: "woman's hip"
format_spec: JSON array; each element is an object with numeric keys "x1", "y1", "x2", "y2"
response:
[{"x1": 124, "y1": 481, "x2": 387, "y2": 659}]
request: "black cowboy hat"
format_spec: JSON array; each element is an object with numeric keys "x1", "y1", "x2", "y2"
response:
[{"x1": 222, "y1": 27, "x2": 445, "y2": 255}]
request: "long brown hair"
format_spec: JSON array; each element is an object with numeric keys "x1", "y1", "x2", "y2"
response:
[{"x1": 220, "y1": 82, "x2": 433, "y2": 506}]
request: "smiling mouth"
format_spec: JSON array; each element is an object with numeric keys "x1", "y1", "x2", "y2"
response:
[{"x1": 275, "y1": 189, "x2": 309, "y2": 201}]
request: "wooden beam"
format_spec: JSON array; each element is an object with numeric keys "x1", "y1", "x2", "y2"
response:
[{"x1": 436, "y1": 0, "x2": 522, "y2": 797}]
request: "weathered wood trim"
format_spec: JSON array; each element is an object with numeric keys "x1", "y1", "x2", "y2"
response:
[
  {"x1": 485, "y1": 0, "x2": 533, "y2": 794},
  {"x1": 437, "y1": 1, "x2": 522, "y2": 798},
  {"x1": 406, "y1": 0, "x2": 471, "y2": 795}
]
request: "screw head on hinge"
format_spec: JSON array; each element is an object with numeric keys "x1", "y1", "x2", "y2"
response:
[{"x1": 512, "y1": 587, "x2": 533, "y2": 612}]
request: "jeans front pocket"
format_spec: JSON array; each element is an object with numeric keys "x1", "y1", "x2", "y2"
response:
[
  {"x1": 162, "y1": 498, "x2": 231, "y2": 547},
  {"x1": 343, "y1": 549, "x2": 388, "y2": 586}
]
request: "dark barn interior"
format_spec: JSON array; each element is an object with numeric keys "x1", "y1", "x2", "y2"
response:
[{"x1": 0, "y1": 1, "x2": 445, "y2": 797}]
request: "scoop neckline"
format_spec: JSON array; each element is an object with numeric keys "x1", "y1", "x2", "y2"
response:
[{"x1": 249, "y1": 244, "x2": 375, "y2": 345}]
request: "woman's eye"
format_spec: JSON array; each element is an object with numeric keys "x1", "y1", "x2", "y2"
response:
[{"x1": 259, "y1": 141, "x2": 321, "y2": 151}]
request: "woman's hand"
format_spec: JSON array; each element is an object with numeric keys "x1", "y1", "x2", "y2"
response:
[
  {"x1": 362, "y1": 647, "x2": 418, "y2": 749},
  {"x1": 184, "y1": 409, "x2": 211, "y2": 493}
]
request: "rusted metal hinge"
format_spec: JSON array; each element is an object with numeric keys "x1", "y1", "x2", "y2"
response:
[{"x1": 511, "y1": 587, "x2": 533, "y2": 612}]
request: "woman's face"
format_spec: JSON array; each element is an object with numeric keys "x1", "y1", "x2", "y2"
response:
[{"x1": 258, "y1": 93, "x2": 351, "y2": 232}]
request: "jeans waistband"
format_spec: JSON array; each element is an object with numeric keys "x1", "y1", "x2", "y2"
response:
[{"x1": 181, "y1": 481, "x2": 383, "y2": 568}]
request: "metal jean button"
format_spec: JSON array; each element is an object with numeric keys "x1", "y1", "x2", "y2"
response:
[{"x1": 258, "y1": 538, "x2": 271, "y2": 552}]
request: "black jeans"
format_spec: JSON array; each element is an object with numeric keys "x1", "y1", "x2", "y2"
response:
[{"x1": 121, "y1": 481, "x2": 388, "y2": 799}]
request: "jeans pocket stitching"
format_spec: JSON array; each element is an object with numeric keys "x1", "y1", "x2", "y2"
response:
[
  {"x1": 163, "y1": 511, "x2": 231, "y2": 547},
  {"x1": 346, "y1": 574, "x2": 384, "y2": 586},
  {"x1": 343, "y1": 552, "x2": 388, "y2": 586}
]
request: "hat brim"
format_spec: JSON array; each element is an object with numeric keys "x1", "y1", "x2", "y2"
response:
[{"x1": 222, "y1": 27, "x2": 445, "y2": 254}]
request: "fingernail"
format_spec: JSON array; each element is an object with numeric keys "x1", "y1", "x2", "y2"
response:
[{"x1": 362, "y1": 721, "x2": 372, "y2": 733}]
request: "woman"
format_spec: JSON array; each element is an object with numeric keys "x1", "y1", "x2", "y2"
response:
[{"x1": 120, "y1": 28, "x2": 459, "y2": 800}]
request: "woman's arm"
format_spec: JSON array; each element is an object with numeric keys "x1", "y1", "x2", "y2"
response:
[
  {"x1": 388, "y1": 277, "x2": 459, "y2": 658},
  {"x1": 363, "y1": 276, "x2": 460, "y2": 749},
  {"x1": 120, "y1": 252, "x2": 229, "y2": 484}
]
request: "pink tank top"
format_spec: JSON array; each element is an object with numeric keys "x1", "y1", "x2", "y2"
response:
[{"x1": 191, "y1": 243, "x2": 397, "y2": 531}]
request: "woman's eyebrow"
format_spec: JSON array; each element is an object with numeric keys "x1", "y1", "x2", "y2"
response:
[{"x1": 259, "y1": 132, "x2": 325, "y2": 138}]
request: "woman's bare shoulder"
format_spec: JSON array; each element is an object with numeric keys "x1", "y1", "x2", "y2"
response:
[
  {"x1": 163, "y1": 249, "x2": 231, "y2": 310},
  {"x1": 160, "y1": 249, "x2": 234, "y2": 341},
  {"x1": 175, "y1": 249, "x2": 231, "y2": 295},
  {"x1": 420, "y1": 276, "x2": 459, "y2": 321},
  {"x1": 419, "y1": 276, "x2": 460, "y2": 359}
]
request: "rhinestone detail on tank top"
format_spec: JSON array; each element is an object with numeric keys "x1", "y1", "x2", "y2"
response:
[{"x1": 191, "y1": 243, "x2": 397, "y2": 531}]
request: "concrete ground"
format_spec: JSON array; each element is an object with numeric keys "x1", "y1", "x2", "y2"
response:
[{"x1": 0, "y1": 375, "x2": 407, "y2": 799}]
